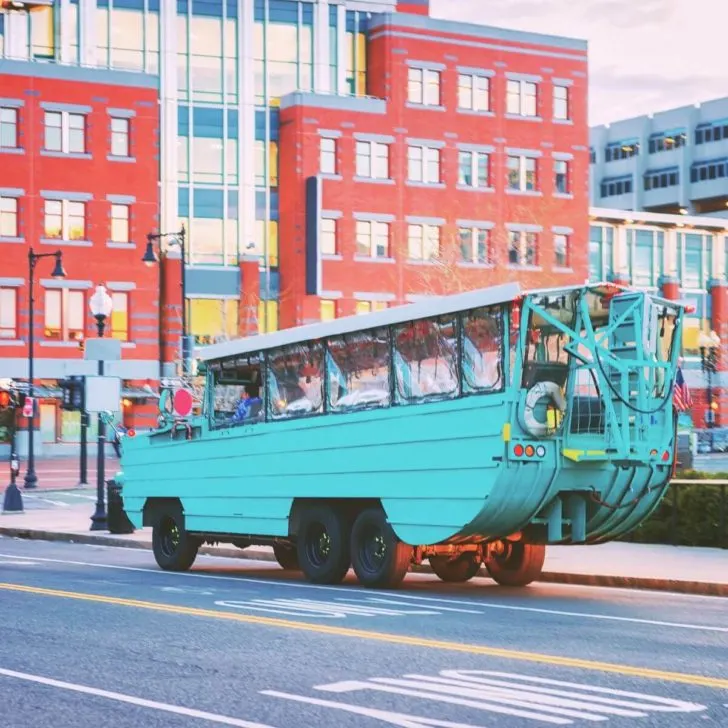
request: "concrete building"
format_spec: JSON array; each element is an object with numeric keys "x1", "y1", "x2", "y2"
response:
[{"x1": 590, "y1": 97, "x2": 728, "y2": 218}]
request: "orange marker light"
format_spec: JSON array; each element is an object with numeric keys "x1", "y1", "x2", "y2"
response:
[{"x1": 525, "y1": 445, "x2": 535, "y2": 457}]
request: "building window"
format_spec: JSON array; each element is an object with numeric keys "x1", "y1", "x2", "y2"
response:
[
  {"x1": 458, "y1": 227, "x2": 490, "y2": 265},
  {"x1": 320, "y1": 217, "x2": 337, "y2": 255},
  {"x1": 320, "y1": 137, "x2": 337, "y2": 174},
  {"x1": 604, "y1": 141, "x2": 639, "y2": 162},
  {"x1": 630, "y1": 229, "x2": 657, "y2": 288},
  {"x1": 407, "y1": 224, "x2": 440, "y2": 261},
  {"x1": 408, "y1": 144, "x2": 441, "y2": 184},
  {"x1": 507, "y1": 155, "x2": 537, "y2": 191},
  {"x1": 508, "y1": 230, "x2": 538, "y2": 267},
  {"x1": 0, "y1": 196, "x2": 18, "y2": 238},
  {"x1": 554, "y1": 160, "x2": 569, "y2": 194},
  {"x1": 320, "y1": 299, "x2": 337, "y2": 321},
  {"x1": 30, "y1": 5, "x2": 55, "y2": 58},
  {"x1": 644, "y1": 168, "x2": 679, "y2": 190},
  {"x1": 407, "y1": 67, "x2": 440, "y2": 106},
  {"x1": 355, "y1": 300, "x2": 387, "y2": 315},
  {"x1": 553, "y1": 85, "x2": 569, "y2": 120},
  {"x1": 458, "y1": 73, "x2": 490, "y2": 112},
  {"x1": 0, "y1": 288, "x2": 17, "y2": 340},
  {"x1": 680, "y1": 233, "x2": 709, "y2": 289},
  {"x1": 649, "y1": 131, "x2": 686, "y2": 153},
  {"x1": 690, "y1": 159, "x2": 728, "y2": 183},
  {"x1": 600, "y1": 176, "x2": 633, "y2": 197},
  {"x1": 44, "y1": 289, "x2": 85, "y2": 341},
  {"x1": 0, "y1": 107, "x2": 18, "y2": 148},
  {"x1": 458, "y1": 150, "x2": 489, "y2": 188},
  {"x1": 110, "y1": 292, "x2": 129, "y2": 341},
  {"x1": 355, "y1": 140, "x2": 389, "y2": 179},
  {"x1": 258, "y1": 300, "x2": 279, "y2": 334},
  {"x1": 110, "y1": 204, "x2": 130, "y2": 243},
  {"x1": 356, "y1": 220, "x2": 389, "y2": 258},
  {"x1": 190, "y1": 299, "x2": 239, "y2": 344},
  {"x1": 554, "y1": 234, "x2": 569, "y2": 267},
  {"x1": 589, "y1": 147, "x2": 596, "y2": 164},
  {"x1": 110, "y1": 117, "x2": 130, "y2": 157},
  {"x1": 695, "y1": 123, "x2": 728, "y2": 145},
  {"x1": 44, "y1": 200, "x2": 86, "y2": 241},
  {"x1": 44, "y1": 111, "x2": 85, "y2": 154},
  {"x1": 506, "y1": 79, "x2": 538, "y2": 117}
]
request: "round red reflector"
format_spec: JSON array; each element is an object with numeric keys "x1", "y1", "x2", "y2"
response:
[
  {"x1": 525, "y1": 445, "x2": 535, "y2": 457},
  {"x1": 662, "y1": 451, "x2": 670, "y2": 462},
  {"x1": 172, "y1": 388, "x2": 194, "y2": 418},
  {"x1": 127, "y1": 428, "x2": 136, "y2": 438},
  {"x1": 513, "y1": 444, "x2": 524, "y2": 457}
]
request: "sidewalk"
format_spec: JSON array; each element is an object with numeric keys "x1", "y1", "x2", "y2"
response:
[
  {"x1": 6, "y1": 457, "x2": 121, "y2": 491},
  {"x1": 1, "y1": 503, "x2": 726, "y2": 597}
]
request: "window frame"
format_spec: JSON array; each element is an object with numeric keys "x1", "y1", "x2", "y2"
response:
[
  {"x1": 0, "y1": 287, "x2": 18, "y2": 340},
  {"x1": 355, "y1": 219, "x2": 390, "y2": 258},
  {"x1": 554, "y1": 233, "x2": 569, "y2": 268},
  {"x1": 110, "y1": 203, "x2": 130, "y2": 243},
  {"x1": 554, "y1": 159, "x2": 569, "y2": 194},
  {"x1": 320, "y1": 217, "x2": 337, "y2": 256},
  {"x1": 43, "y1": 199, "x2": 86, "y2": 241},
  {"x1": 0, "y1": 107, "x2": 19, "y2": 149},
  {"x1": 44, "y1": 288, "x2": 85, "y2": 342},
  {"x1": 407, "y1": 143, "x2": 441, "y2": 184},
  {"x1": 407, "y1": 223, "x2": 440, "y2": 261},
  {"x1": 458, "y1": 227, "x2": 491, "y2": 265},
  {"x1": 320, "y1": 136, "x2": 337, "y2": 175},
  {"x1": 110, "y1": 291, "x2": 130, "y2": 342},
  {"x1": 457, "y1": 73, "x2": 490, "y2": 112},
  {"x1": 43, "y1": 110, "x2": 86, "y2": 154},
  {"x1": 508, "y1": 230, "x2": 539, "y2": 267},
  {"x1": 506, "y1": 79, "x2": 538, "y2": 117},
  {"x1": 553, "y1": 85, "x2": 569, "y2": 120},
  {"x1": 458, "y1": 149, "x2": 489, "y2": 188},
  {"x1": 0, "y1": 195, "x2": 19, "y2": 238},
  {"x1": 407, "y1": 66, "x2": 441, "y2": 107},
  {"x1": 110, "y1": 116, "x2": 131, "y2": 158},
  {"x1": 355, "y1": 140, "x2": 389, "y2": 180},
  {"x1": 507, "y1": 155, "x2": 538, "y2": 192}
]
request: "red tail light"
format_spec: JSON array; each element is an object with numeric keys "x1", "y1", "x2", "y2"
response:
[
  {"x1": 513, "y1": 444, "x2": 524, "y2": 457},
  {"x1": 662, "y1": 451, "x2": 670, "y2": 462},
  {"x1": 127, "y1": 428, "x2": 136, "y2": 438}
]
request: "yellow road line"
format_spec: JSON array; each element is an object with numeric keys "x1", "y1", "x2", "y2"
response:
[{"x1": 2, "y1": 581, "x2": 727, "y2": 691}]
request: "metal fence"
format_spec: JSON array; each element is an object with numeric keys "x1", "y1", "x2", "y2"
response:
[{"x1": 627, "y1": 479, "x2": 728, "y2": 549}]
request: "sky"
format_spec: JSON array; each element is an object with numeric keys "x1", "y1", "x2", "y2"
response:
[{"x1": 430, "y1": 0, "x2": 728, "y2": 127}]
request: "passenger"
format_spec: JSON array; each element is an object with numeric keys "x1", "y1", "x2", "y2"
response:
[{"x1": 231, "y1": 384, "x2": 262, "y2": 423}]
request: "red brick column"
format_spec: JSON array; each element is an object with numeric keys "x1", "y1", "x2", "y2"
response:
[
  {"x1": 660, "y1": 275, "x2": 680, "y2": 301},
  {"x1": 709, "y1": 279, "x2": 728, "y2": 429},
  {"x1": 239, "y1": 258, "x2": 260, "y2": 337}
]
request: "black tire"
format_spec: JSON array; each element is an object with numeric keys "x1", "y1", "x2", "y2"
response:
[
  {"x1": 296, "y1": 505, "x2": 351, "y2": 584},
  {"x1": 485, "y1": 542, "x2": 545, "y2": 587},
  {"x1": 273, "y1": 542, "x2": 300, "y2": 570},
  {"x1": 152, "y1": 511, "x2": 199, "y2": 572},
  {"x1": 429, "y1": 553, "x2": 481, "y2": 582},
  {"x1": 350, "y1": 508, "x2": 412, "y2": 589}
]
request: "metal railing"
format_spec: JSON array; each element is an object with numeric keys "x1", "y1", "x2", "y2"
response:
[{"x1": 627, "y1": 479, "x2": 728, "y2": 549}]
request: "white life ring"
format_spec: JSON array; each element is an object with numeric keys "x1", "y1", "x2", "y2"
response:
[{"x1": 521, "y1": 381, "x2": 566, "y2": 438}]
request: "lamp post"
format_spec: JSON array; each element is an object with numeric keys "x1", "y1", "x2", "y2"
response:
[
  {"x1": 23, "y1": 248, "x2": 66, "y2": 490},
  {"x1": 141, "y1": 226, "x2": 188, "y2": 375},
  {"x1": 89, "y1": 284, "x2": 113, "y2": 532},
  {"x1": 698, "y1": 329, "x2": 721, "y2": 452}
]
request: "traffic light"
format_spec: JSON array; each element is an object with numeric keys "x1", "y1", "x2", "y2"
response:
[
  {"x1": 0, "y1": 389, "x2": 14, "y2": 410},
  {"x1": 60, "y1": 376, "x2": 84, "y2": 412}
]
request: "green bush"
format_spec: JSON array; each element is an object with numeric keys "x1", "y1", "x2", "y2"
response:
[{"x1": 626, "y1": 472, "x2": 727, "y2": 548}]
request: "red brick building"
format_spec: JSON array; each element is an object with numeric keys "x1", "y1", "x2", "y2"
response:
[
  {"x1": 277, "y1": 11, "x2": 589, "y2": 328},
  {"x1": 0, "y1": 59, "x2": 161, "y2": 450}
]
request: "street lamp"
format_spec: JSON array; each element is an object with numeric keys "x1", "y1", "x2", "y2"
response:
[
  {"x1": 89, "y1": 284, "x2": 113, "y2": 532},
  {"x1": 23, "y1": 248, "x2": 66, "y2": 490},
  {"x1": 698, "y1": 329, "x2": 721, "y2": 450},
  {"x1": 141, "y1": 225, "x2": 189, "y2": 375}
]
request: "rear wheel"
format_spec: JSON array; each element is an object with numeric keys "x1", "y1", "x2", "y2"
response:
[
  {"x1": 350, "y1": 508, "x2": 411, "y2": 589},
  {"x1": 152, "y1": 512, "x2": 199, "y2": 572},
  {"x1": 485, "y1": 542, "x2": 545, "y2": 587},
  {"x1": 273, "y1": 542, "x2": 300, "y2": 570},
  {"x1": 429, "y1": 553, "x2": 481, "y2": 583},
  {"x1": 296, "y1": 505, "x2": 350, "y2": 584}
]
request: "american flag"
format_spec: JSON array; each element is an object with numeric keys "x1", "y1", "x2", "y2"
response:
[{"x1": 673, "y1": 367, "x2": 692, "y2": 412}]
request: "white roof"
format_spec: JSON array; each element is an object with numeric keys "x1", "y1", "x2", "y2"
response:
[{"x1": 200, "y1": 282, "x2": 521, "y2": 362}]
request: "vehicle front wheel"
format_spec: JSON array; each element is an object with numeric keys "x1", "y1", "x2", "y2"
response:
[
  {"x1": 273, "y1": 542, "x2": 300, "y2": 570},
  {"x1": 350, "y1": 508, "x2": 412, "y2": 589},
  {"x1": 152, "y1": 512, "x2": 199, "y2": 572},
  {"x1": 297, "y1": 505, "x2": 350, "y2": 584},
  {"x1": 484, "y1": 542, "x2": 545, "y2": 587},
  {"x1": 429, "y1": 553, "x2": 481, "y2": 582}
]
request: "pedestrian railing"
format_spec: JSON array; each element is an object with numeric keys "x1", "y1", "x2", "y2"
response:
[{"x1": 626, "y1": 479, "x2": 728, "y2": 549}]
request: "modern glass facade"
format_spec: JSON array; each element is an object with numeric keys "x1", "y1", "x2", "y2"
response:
[{"x1": 0, "y1": 0, "x2": 396, "y2": 338}]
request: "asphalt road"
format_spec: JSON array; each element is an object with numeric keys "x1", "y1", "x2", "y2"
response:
[{"x1": 0, "y1": 537, "x2": 726, "y2": 728}]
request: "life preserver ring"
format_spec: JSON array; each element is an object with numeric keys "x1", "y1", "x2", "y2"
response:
[{"x1": 521, "y1": 381, "x2": 566, "y2": 438}]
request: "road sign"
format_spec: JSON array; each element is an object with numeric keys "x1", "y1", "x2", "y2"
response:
[
  {"x1": 22, "y1": 397, "x2": 34, "y2": 418},
  {"x1": 85, "y1": 376, "x2": 121, "y2": 413},
  {"x1": 84, "y1": 338, "x2": 122, "y2": 362},
  {"x1": 172, "y1": 389, "x2": 194, "y2": 418}
]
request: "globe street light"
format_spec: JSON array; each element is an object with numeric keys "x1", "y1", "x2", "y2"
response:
[
  {"x1": 23, "y1": 248, "x2": 66, "y2": 490},
  {"x1": 89, "y1": 284, "x2": 113, "y2": 531}
]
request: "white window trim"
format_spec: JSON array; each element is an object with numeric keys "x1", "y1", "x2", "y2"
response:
[
  {"x1": 320, "y1": 136, "x2": 337, "y2": 175},
  {"x1": 0, "y1": 107, "x2": 19, "y2": 149},
  {"x1": 508, "y1": 155, "x2": 538, "y2": 192},
  {"x1": 458, "y1": 150, "x2": 489, "y2": 188},
  {"x1": 110, "y1": 203, "x2": 130, "y2": 243},
  {"x1": 356, "y1": 220, "x2": 390, "y2": 258},
  {"x1": 44, "y1": 110, "x2": 86, "y2": 154},
  {"x1": 44, "y1": 288, "x2": 86, "y2": 342},
  {"x1": 508, "y1": 230, "x2": 539, "y2": 267},
  {"x1": 553, "y1": 84, "x2": 570, "y2": 121},
  {"x1": 0, "y1": 286, "x2": 18, "y2": 340},
  {"x1": 110, "y1": 117, "x2": 131, "y2": 157},
  {"x1": 457, "y1": 73, "x2": 490, "y2": 112},
  {"x1": 408, "y1": 144, "x2": 441, "y2": 184},
  {"x1": 320, "y1": 217, "x2": 337, "y2": 256},
  {"x1": 0, "y1": 195, "x2": 19, "y2": 238},
  {"x1": 407, "y1": 67, "x2": 441, "y2": 107},
  {"x1": 458, "y1": 226, "x2": 491, "y2": 264},
  {"x1": 554, "y1": 233, "x2": 570, "y2": 267},
  {"x1": 356, "y1": 140, "x2": 390, "y2": 180},
  {"x1": 44, "y1": 199, "x2": 86, "y2": 241},
  {"x1": 554, "y1": 159, "x2": 570, "y2": 194},
  {"x1": 507, "y1": 79, "x2": 538, "y2": 118},
  {"x1": 408, "y1": 223, "x2": 440, "y2": 260}
]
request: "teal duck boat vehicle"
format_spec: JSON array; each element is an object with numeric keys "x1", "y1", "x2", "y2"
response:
[{"x1": 117, "y1": 281, "x2": 686, "y2": 588}]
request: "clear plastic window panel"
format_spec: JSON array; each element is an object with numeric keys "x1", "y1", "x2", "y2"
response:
[
  {"x1": 268, "y1": 342, "x2": 324, "y2": 419},
  {"x1": 462, "y1": 306, "x2": 504, "y2": 393}
]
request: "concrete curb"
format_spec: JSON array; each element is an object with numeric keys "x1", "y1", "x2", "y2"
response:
[{"x1": 1, "y1": 525, "x2": 726, "y2": 597}]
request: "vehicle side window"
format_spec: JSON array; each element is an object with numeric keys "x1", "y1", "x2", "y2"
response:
[
  {"x1": 327, "y1": 328, "x2": 390, "y2": 412},
  {"x1": 209, "y1": 354, "x2": 263, "y2": 426},
  {"x1": 393, "y1": 315, "x2": 458, "y2": 404},
  {"x1": 267, "y1": 342, "x2": 324, "y2": 419},
  {"x1": 462, "y1": 305, "x2": 505, "y2": 394}
]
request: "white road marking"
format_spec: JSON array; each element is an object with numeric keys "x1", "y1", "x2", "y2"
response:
[
  {"x1": 1, "y1": 551, "x2": 724, "y2": 633},
  {"x1": 261, "y1": 690, "x2": 489, "y2": 728},
  {"x1": 17, "y1": 495, "x2": 70, "y2": 508},
  {"x1": 0, "y1": 667, "x2": 276, "y2": 727},
  {"x1": 0, "y1": 561, "x2": 37, "y2": 566},
  {"x1": 312, "y1": 669, "x2": 705, "y2": 724}
]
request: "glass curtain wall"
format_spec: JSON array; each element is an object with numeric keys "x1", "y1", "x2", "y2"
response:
[{"x1": 97, "y1": 0, "x2": 160, "y2": 72}]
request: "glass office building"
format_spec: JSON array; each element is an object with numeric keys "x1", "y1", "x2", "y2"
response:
[{"x1": 0, "y1": 0, "x2": 392, "y2": 338}]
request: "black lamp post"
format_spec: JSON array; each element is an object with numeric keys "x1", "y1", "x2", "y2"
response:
[
  {"x1": 88, "y1": 284, "x2": 113, "y2": 532},
  {"x1": 698, "y1": 329, "x2": 721, "y2": 452},
  {"x1": 142, "y1": 225, "x2": 188, "y2": 375},
  {"x1": 24, "y1": 248, "x2": 66, "y2": 490}
]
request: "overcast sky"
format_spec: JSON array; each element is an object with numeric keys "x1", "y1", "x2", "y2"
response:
[{"x1": 430, "y1": 0, "x2": 728, "y2": 127}]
